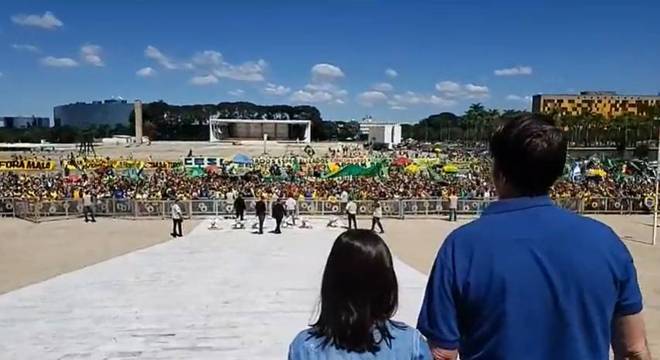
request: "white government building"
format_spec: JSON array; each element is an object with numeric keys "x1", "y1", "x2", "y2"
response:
[
  {"x1": 359, "y1": 121, "x2": 402, "y2": 149},
  {"x1": 209, "y1": 117, "x2": 312, "y2": 143}
]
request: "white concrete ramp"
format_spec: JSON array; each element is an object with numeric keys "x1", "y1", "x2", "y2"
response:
[{"x1": 0, "y1": 220, "x2": 428, "y2": 359}]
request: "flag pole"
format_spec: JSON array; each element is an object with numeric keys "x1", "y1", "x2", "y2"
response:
[{"x1": 653, "y1": 126, "x2": 660, "y2": 246}]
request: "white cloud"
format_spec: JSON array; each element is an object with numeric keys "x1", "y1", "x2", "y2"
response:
[
  {"x1": 11, "y1": 11, "x2": 62, "y2": 30},
  {"x1": 263, "y1": 83, "x2": 291, "y2": 96},
  {"x1": 146, "y1": 47, "x2": 268, "y2": 83},
  {"x1": 80, "y1": 44, "x2": 104, "y2": 67},
  {"x1": 192, "y1": 50, "x2": 223, "y2": 66},
  {"x1": 435, "y1": 81, "x2": 490, "y2": 99},
  {"x1": 212, "y1": 59, "x2": 267, "y2": 82},
  {"x1": 40, "y1": 56, "x2": 78, "y2": 68},
  {"x1": 494, "y1": 66, "x2": 533, "y2": 76},
  {"x1": 390, "y1": 105, "x2": 407, "y2": 110},
  {"x1": 289, "y1": 63, "x2": 347, "y2": 104},
  {"x1": 136, "y1": 67, "x2": 156, "y2": 77},
  {"x1": 357, "y1": 91, "x2": 388, "y2": 107},
  {"x1": 435, "y1": 81, "x2": 462, "y2": 94},
  {"x1": 11, "y1": 44, "x2": 40, "y2": 53},
  {"x1": 389, "y1": 91, "x2": 456, "y2": 108},
  {"x1": 385, "y1": 68, "x2": 398, "y2": 78},
  {"x1": 372, "y1": 82, "x2": 394, "y2": 92},
  {"x1": 190, "y1": 74, "x2": 218, "y2": 86},
  {"x1": 228, "y1": 89, "x2": 245, "y2": 97},
  {"x1": 290, "y1": 90, "x2": 334, "y2": 103},
  {"x1": 145, "y1": 46, "x2": 178, "y2": 70},
  {"x1": 311, "y1": 63, "x2": 345, "y2": 81},
  {"x1": 506, "y1": 94, "x2": 532, "y2": 102},
  {"x1": 464, "y1": 84, "x2": 489, "y2": 98},
  {"x1": 193, "y1": 50, "x2": 267, "y2": 81}
]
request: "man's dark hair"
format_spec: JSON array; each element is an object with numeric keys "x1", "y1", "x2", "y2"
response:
[
  {"x1": 490, "y1": 114, "x2": 567, "y2": 196},
  {"x1": 311, "y1": 229, "x2": 400, "y2": 353}
]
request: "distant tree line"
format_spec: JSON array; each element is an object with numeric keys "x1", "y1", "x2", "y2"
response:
[
  {"x1": 2, "y1": 101, "x2": 659, "y2": 146},
  {"x1": 401, "y1": 103, "x2": 660, "y2": 147}
]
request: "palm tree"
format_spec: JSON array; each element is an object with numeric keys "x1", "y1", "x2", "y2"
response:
[{"x1": 463, "y1": 103, "x2": 487, "y2": 141}]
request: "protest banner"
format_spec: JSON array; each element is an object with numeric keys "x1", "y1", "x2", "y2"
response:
[
  {"x1": 183, "y1": 157, "x2": 225, "y2": 168},
  {"x1": 0, "y1": 159, "x2": 56, "y2": 171}
]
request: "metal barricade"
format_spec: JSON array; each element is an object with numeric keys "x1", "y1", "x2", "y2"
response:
[
  {"x1": 135, "y1": 200, "x2": 165, "y2": 217},
  {"x1": 2, "y1": 196, "x2": 654, "y2": 221},
  {"x1": 401, "y1": 198, "x2": 445, "y2": 216},
  {"x1": 355, "y1": 200, "x2": 374, "y2": 216},
  {"x1": 298, "y1": 200, "x2": 321, "y2": 216},
  {"x1": 112, "y1": 199, "x2": 134, "y2": 217},
  {"x1": 0, "y1": 198, "x2": 15, "y2": 217},
  {"x1": 191, "y1": 199, "x2": 217, "y2": 217},
  {"x1": 554, "y1": 197, "x2": 581, "y2": 212},
  {"x1": 379, "y1": 200, "x2": 401, "y2": 218}
]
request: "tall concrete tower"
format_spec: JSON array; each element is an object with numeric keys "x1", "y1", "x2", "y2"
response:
[{"x1": 134, "y1": 100, "x2": 143, "y2": 144}]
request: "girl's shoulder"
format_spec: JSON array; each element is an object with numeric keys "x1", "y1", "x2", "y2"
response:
[{"x1": 289, "y1": 328, "x2": 325, "y2": 357}]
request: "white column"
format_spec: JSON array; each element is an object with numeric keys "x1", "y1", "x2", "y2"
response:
[
  {"x1": 304, "y1": 122, "x2": 311, "y2": 143},
  {"x1": 134, "y1": 100, "x2": 143, "y2": 144}
]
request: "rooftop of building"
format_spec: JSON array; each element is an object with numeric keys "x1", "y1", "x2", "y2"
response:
[
  {"x1": 56, "y1": 99, "x2": 131, "y2": 107},
  {"x1": 534, "y1": 91, "x2": 660, "y2": 98}
]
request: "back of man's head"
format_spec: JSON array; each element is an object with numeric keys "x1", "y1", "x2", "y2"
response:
[{"x1": 490, "y1": 114, "x2": 567, "y2": 197}]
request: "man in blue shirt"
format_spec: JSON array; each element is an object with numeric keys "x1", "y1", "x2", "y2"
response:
[{"x1": 417, "y1": 115, "x2": 650, "y2": 360}]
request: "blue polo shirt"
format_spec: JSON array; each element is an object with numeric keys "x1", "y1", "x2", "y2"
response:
[{"x1": 417, "y1": 196, "x2": 643, "y2": 360}]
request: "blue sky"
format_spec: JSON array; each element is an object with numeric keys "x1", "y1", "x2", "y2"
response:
[{"x1": 0, "y1": 0, "x2": 658, "y2": 122}]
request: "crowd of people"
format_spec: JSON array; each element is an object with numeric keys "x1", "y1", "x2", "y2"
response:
[{"x1": 0, "y1": 144, "x2": 655, "y2": 202}]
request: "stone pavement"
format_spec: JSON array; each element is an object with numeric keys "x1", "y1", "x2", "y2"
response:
[{"x1": 0, "y1": 219, "x2": 428, "y2": 359}]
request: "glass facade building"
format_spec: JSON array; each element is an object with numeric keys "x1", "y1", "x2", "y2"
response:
[{"x1": 53, "y1": 99, "x2": 133, "y2": 128}]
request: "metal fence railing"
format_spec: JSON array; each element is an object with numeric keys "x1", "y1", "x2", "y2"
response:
[{"x1": 2, "y1": 196, "x2": 655, "y2": 222}]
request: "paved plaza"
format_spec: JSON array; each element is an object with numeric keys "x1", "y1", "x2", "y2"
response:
[
  {"x1": 0, "y1": 215, "x2": 658, "y2": 358},
  {"x1": 0, "y1": 219, "x2": 427, "y2": 359}
]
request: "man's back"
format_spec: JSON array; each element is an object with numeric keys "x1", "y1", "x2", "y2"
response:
[
  {"x1": 171, "y1": 203, "x2": 182, "y2": 219},
  {"x1": 286, "y1": 198, "x2": 296, "y2": 210},
  {"x1": 273, "y1": 203, "x2": 285, "y2": 219},
  {"x1": 418, "y1": 196, "x2": 642, "y2": 359},
  {"x1": 346, "y1": 201, "x2": 357, "y2": 215},
  {"x1": 256, "y1": 200, "x2": 266, "y2": 216}
]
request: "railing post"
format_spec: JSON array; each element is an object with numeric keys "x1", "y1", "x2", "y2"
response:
[{"x1": 399, "y1": 199, "x2": 403, "y2": 219}]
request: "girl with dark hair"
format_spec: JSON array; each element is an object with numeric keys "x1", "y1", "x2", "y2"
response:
[{"x1": 289, "y1": 230, "x2": 431, "y2": 359}]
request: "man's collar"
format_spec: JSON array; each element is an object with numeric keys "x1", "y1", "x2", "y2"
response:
[{"x1": 483, "y1": 195, "x2": 554, "y2": 215}]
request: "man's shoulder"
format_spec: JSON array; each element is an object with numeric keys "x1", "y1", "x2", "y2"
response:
[{"x1": 450, "y1": 205, "x2": 619, "y2": 244}]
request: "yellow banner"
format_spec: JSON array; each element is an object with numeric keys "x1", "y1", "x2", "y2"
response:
[
  {"x1": 65, "y1": 157, "x2": 179, "y2": 170},
  {"x1": 0, "y1": 159, "x2": 56, "y2": 171}
]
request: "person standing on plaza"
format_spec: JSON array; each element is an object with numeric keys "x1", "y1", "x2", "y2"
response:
[
  {"x1": 448, "y1": 192, "x2": 458, "y2": 222},
  {"x1": 170, "y1": 198, "x2": 183, "y2": 238},
  {"x1": 271, "y1": 198, "x2": 285, "y2": 234},
  {"x1": 82, "y1": 190, "x2": 96, "y2": 223},
  {"x1": 285, "y1": 195, "x2": 297, "y2": 225},
  {"x1": 371, "y1": 200, "x2": 384, "y2": 233},
  {"x1": 234, "y1": 193, "x2": 245, "y2": 221},
  {"x1": 417, "y1": 115, "x2": 650, "y2": 360},
  {"x1": 255, "y1": 195, "x2": 266, "y2": 234},
  {"x1": 346, "y1": 198, "x2": 358, "y2": 229}
]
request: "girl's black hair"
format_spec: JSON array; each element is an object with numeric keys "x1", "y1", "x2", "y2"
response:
[{"x1": 310, "y1": 229, "x2": 399, "y2": 353}]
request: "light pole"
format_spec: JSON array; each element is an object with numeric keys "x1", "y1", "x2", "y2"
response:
[{"x1": 653, "y1": 116, "x2": 660, "y2": 246}]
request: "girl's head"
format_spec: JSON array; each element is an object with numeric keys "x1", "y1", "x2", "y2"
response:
[{"x1": 312, "y1": 229, "x2": 398, "y2": 353}]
